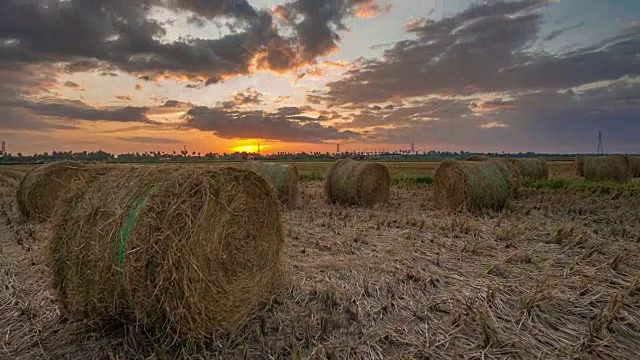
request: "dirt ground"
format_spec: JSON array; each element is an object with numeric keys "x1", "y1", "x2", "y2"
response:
[{"x1": 1, "y1": 165, "x2": 640, "y2": 359}]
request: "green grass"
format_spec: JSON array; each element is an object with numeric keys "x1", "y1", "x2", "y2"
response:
[
  {"x1": 392, "y1": 174, "x2": 434, "y2": 186},
  {"x1": 299, "y1": 171, "x2": 324, "y2": 182},
  {"x1": 523, "y1": 178, "x2": 640, "y2": 194}
]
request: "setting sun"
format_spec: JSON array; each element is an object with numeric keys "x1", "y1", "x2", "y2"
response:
[{"x1": 228, "y1": 140, "x2": 269, "y2": 153}]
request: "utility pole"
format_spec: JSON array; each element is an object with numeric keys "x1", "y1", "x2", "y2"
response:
[
  {"x1": 257, "y1": 143, "x2": 261, "y2": 154},
  {"x1": 410, "y1": 142, "x2": 415, "y2": 154},
  {"x1": 336, "y1": 144, "x2": 340, "y2": 155},
  {"x1": 0, "y1": 141, "x2": 5, "y2": 156},
  {"x1": 597, "y1": 130, "x2": 604, "y2": 155}
]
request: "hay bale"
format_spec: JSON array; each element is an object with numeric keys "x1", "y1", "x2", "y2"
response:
[
  {"x1": 575, "y1": 156, "x2": 585, "y2": 177},
  {"x1": 465, "y1": 155, "x2": 492, "y2": 162},
  {"x1": 462, "y1": 156, "x2": 521, "y2": 195},
  {"x1": 243, "y1": 161, "x2": 298, "y2": 207},
  {"x1": 583, "y1": 155, "x2": 632, "y2": 183},
  {"x1": 434, "y1": 160, "x2": 512, "y2": 211},
  {"x1": 628, "y1": 156, "x2": 640, "y2": 178},
  {"x1": 487, "y1": 158, "x2": 521, "y2": 198},
  {"x1": 508, "y1": 158, "x2": 549, "y2": 180},
  {"x1": 16, "y1": 161, "x2": 106, "y2": 222},
  {"x1": 49, "y1": 166, "x2": 284, "y2": 341},
  {"x1": 324, "y1": 159, "x2": 390, "y2": 206}
]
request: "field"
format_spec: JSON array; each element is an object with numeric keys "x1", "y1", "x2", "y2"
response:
[{"x1": 1, "y1": 161, "x2": 640, "y2": 359}]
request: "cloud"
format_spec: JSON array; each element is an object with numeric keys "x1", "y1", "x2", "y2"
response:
[
  {"x1": 134, "y1": 84, "x2": 143, "y2": 91},
  {"x1": 354, "y1": 1, "x2": 391, "y2": 18},
  {"x1": 184, "y1": 106, "x2": 358, "y2": 143},
  {"x1": 221, "y1": 88, "x2": 264, "y2": 108},
  {"x1": 63, "y1": 81, "x2": 81, "y2": 88},
  {"x1": 354, "y1": 80, "x2": 640, "y2": 152},
  {"x1": 478, "y1": 121, "x2": 509, "y2": 129},
  {"x1": 116, "y1": 95, "x2": 133, "y2": 101},
  {"x1": 117, "y1": 136, "x2": 182, "y2": 144},
  {"x1": 0, "y1": 0, "x2": 375, "y2": 93},
  {"x1": 319, "y1": 1, "x2": 639, "y2": 106},
  {"x1": 10, "y1": 99, "x2": 151, "y2": 123}
]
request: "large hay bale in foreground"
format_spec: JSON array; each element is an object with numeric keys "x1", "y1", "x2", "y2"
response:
[
  {"x1": 508, "y1": 158, "x2": 549, "y2": 180},
  {"x1": 583, "y1": 155, "x2": 632, "y2": 183},
  {"x1": 324, "y1": 159, "x2": 390, "y2": 206},
  {"x1": 49, "y1": 166, "x2": 284, "y2": 341},
  {"x1": 17, "y1": 161, "x2": 100, "y2": 222},
  {"x1": 243, "y1": 161, "x2": 298, "y2": 206},
  {"x1": 434, "y1": 160, "x2": 512, "y2": 211},
  {"x1": 628, "y1": 156, "x2": 640, "y2": 178},
  {"x1": 575, "y1": 156, "x2": 585, "y2": 177}
]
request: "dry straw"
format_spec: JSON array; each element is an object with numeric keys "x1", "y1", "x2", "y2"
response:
[
  {"x1": 324, "y1": 159, "x2": 390, "y2": 206},
  {"x1": 434, "y1": 160, "x2": 513, "y2": 211},
  {"x1": 243, "y1": 161, "x2": 299, "y2": 207},
  {"x1": 583, "y1": 155, "x2": 632, "y2": 183},
  {"x1": 628, "y1": 156, "x2": 640, "y2": 178},
  {"x1": 17, "y1": 161, "x2": 107, "y2": 222},
  {"x1": 508, "y1": 158, "x2": 549, "y2": 180},
  {"x1": 48, "y1": 165, "x2": 284, "y2": 341},
  {"x1": 575, "y1": 155, "x2": 585, "y2": 177}
]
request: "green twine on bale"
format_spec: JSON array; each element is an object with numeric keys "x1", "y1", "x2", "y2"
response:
[{"x1": 117, "y1": 194, "x2": 149, "y2": 288}]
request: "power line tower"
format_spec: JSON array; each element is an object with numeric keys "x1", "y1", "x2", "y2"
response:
[
  {"x1": 0, "y1": 141, "x2": 5, "y2": 156},
  {"x1": 257, "y1": 143, "x2": 261, "y2": 154},
  {"x1": 410, "y1": 142, "x2": 415, "y2": 154},
  {"x1": 597, "y1": 130, "x2": 604, "y2": 155},
  {"x1": 336, "y1": 144, "x2": 340, "y2": 155}
]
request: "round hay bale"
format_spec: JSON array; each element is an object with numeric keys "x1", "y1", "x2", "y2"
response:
[
  {"x1": 508, "y1": 158, "x2": 549, "y2": 180},
  {"x1": 628, "y1": 156, "x2": 640, "y2": 178},
  {"x1": 487, "y1": 158, "x2": 521, "y2": 198},
  {"x1": 49, "y1": 166, "x2": 284, "y2": 341},
  {"x1": 243, "y1": 161, "x2": 298, "y2": 207},
  {"x1": 583, "y1": 155, "x2": 632, "y2": 183},
  {"x1": 465, "y1": 155, "x2": 492, "y2": 162},
  {"x1": 461, "y1": 156, "x2": 521, "y2": 195},
  {"x1": 324, "y1": 159, "x2": 390, "y2": 206},
  {"x1": 575, "y1": 156, "x2": 585, "y2": 177},
  {"x1": 16, "y1": 161, "x2": 105, "y2": 222},
  {"x1": 434, "y1": 160, "x2": 512, "y2": 211}
]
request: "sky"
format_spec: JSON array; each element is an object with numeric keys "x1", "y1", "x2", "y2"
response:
[{"x1": 0, "y1": 0, "x2": 638, "y2": 155}]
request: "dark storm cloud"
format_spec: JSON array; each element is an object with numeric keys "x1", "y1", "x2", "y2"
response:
[
  {"x1": 184, "y1": 106, "x2": 358, "y2": 143},
  {"x1": 320, "y1": 1, "x2": 639, "y2": 106},
  {"x1": 0, "y1": 64, "x2": 74, "y2": 131},
  {"x1": 11, "y1": 99, "x2": 151, "y2": 123},
  {"x1": 273, "y1": 0, "x2": 381, "y2": 60},
  {"x1": 0, "y1": 0, "x2": 376, "y2": 89},
  {"x1": 357, "y1": 81, "x2": 640, "y2": 153}
]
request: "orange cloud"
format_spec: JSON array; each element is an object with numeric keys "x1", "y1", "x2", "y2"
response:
[
  {"x1": 355, "y1": 1, "x2": 391, "y2": 18},
  {"x1": 405, "y1": 18, "x2": 424, "y2": 31},
  {"x1": 134, "y1": 83, "x2": 143, "y2": 90}
]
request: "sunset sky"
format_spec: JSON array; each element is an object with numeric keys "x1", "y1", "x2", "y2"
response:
[{"x1": 1, "y1": 0, "x2": 638, "y2": 155}]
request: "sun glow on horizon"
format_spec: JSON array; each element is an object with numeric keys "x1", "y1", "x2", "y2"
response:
[{"x1": 228, "y1": 140, "x2": 270, "y2": 154}]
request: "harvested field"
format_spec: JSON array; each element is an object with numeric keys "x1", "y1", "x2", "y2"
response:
[{"x1": 1, "y1": 163, "x2": 640, "y2": 359}]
